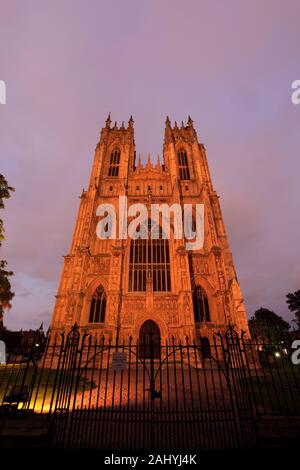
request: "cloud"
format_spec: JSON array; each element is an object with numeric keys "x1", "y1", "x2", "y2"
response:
[{"x1": 1, "y1": 0, "x2": 300, "y2": 330}]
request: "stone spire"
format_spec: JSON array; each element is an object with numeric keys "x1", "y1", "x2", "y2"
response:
[
  {"x1": 146, "y1": 153, "x2": 153, "y2": 170},
  {"x1": 137, "y1": 153, "x2": 143, "y2": 169},
  {"x1": 187, "y1": 115, "x2": 194, "y2": 127},
  {"x1": 156, "y1": 154, "x2": 161, "y2": 170},
  {"x1": 128, "y1": 115, "x2": 134, "y2": 128},
  {"x1": 105, "y1": 113, "x2": 111, "y2": 128}
]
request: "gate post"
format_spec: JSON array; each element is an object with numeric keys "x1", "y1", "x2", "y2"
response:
[
  {"x1": 220, "y1": 325, "x2": 257, "y2": 448},
  {"x1": 51, "y1": 324, "x2": 81, "y2": 448}
]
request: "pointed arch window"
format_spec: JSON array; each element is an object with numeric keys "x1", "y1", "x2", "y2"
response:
[
  {"x1": 128, "y1": 220, "x2": 171, "y2": 292},
  {"x1": 89, "y1": 285, "x2": 106, "y2": 323},
  {"x1": 193, "y1": 286, "x2": 210, "y2": 322},
  {"x1": 178, "y1": 149, "x2": 190, "y2": 180},
  {"x1": 108, "y1": 149, "x2": 120, "y2": 177}
]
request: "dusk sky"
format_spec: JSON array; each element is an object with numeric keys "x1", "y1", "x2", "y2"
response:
[{"x1": 0, "y1": 0, "x2": 300, "y2": 330}]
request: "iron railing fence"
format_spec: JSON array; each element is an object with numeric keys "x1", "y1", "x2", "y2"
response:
[{"x1": 0, "y1": 324, "x2": 299, "y2": 450}]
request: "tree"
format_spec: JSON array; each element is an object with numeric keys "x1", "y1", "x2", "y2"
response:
[
  {"x1": 0, "y1": 174, "x2": 14, "y2": 244},
  {"x1": 286, "y1": 290, "x2": 300, "y2": 329},
  {"x1": 0, "y1": 174, "x2": 15, "y2": 329},
  {"x1": 249, "y1": 307, "x2": 290, "y2": 339}
]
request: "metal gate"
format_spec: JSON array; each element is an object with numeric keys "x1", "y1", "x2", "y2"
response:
[{"x1": 50, "y1": 325, "x2": 257, "y2": 450}]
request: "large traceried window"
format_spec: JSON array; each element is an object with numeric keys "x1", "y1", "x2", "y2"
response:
[
  {"x1": 193, "y1": 286, "x2": 210, "y2": 322},
  {"x1": 89, "y1": 285, "x2": 106, "y2": 323},
  {"x1": 128, "y1": 220, "x2": 171, "y2": 292},
  {"x1": 178, "y1": 149, "x2": 190, "y2": 180},
  {"x1": 108, "y1": 149, "x2": 120, "y2": 176}
]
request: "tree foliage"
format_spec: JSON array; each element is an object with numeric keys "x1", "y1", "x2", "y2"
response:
[
  {"x1": 0, "y1": 174, "x2": 15, "y2": 328},
  {"x1": 286, "y1": 290, "x2": 300, "y2": 329},
  {"x1": 249, "y1": 307, "x2": 290, "y2": 339},
  {"x1": 0, "y1": 260, "x2": 14, "y2": 312}
]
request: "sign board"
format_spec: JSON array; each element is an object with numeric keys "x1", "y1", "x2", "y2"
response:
[{"x1": 112, "y1": 352, "x2": 126, "y2": 371}]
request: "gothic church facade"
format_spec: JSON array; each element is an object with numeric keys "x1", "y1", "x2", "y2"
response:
[{"x1": 50, "y1": 116, "x2": 249, "y2": 343}]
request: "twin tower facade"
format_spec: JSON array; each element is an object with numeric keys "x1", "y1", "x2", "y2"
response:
[{"x1": 50, "y1": 116, "x2": 249, "y2": 343}]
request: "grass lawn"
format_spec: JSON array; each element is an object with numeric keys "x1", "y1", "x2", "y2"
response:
[
  {"x1": 243, "y1": 365, "x2": 300, "y2": 413},
  {"x1": 0, "y1": 363, "x2": 96, "y2": 413}
]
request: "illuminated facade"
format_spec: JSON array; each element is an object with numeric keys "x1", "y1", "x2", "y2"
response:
[{"x1": 50, "y1": 116, "x2": 249, "y2": 343}]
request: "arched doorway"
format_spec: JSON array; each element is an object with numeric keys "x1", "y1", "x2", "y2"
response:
[{"x1": 139, "y1": 320, "x2": 160, "y2": 359}]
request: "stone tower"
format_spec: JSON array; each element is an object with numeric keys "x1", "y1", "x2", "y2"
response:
[{"x1": 50, "y1": 116, "x2": 249, "y2": 343}]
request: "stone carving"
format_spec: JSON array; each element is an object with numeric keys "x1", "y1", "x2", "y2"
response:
[
  {"x1": 72, "y1": 273, "x2": 80, "y2": 290},
  {"x1": 75, "y1": 256, "x2": 83, "y2": 268},
  {"x1": 214, "y1": 251, "x2": 226, "y2": 291},
  {"x1": 183, "y1": 293, "x2": 192, "y2": 321},
  {"x1": 208, "y1": 212, "x2": 217, "y2": 245},
  {"x1": 182, "y1": 271, "x2": 188, "y2": 289},
  {"x1": 122, "y1": 310, "x2": 134, "y2": 326},
  {"x1": 123, "y1": 298, "x2": 146, "y2": 311},
  {"x1": 109, "y1": 294, "x2": 119, "y2": 323},
  {"x1": 153, "y1": 297, "x2": 179, "y2": 324},
  {"x1": 92, "y1": 256, "x2": 110, "y2": 275},
  {"x1": 191, "y1": 256, "x2": 210, "y2": 276}
]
